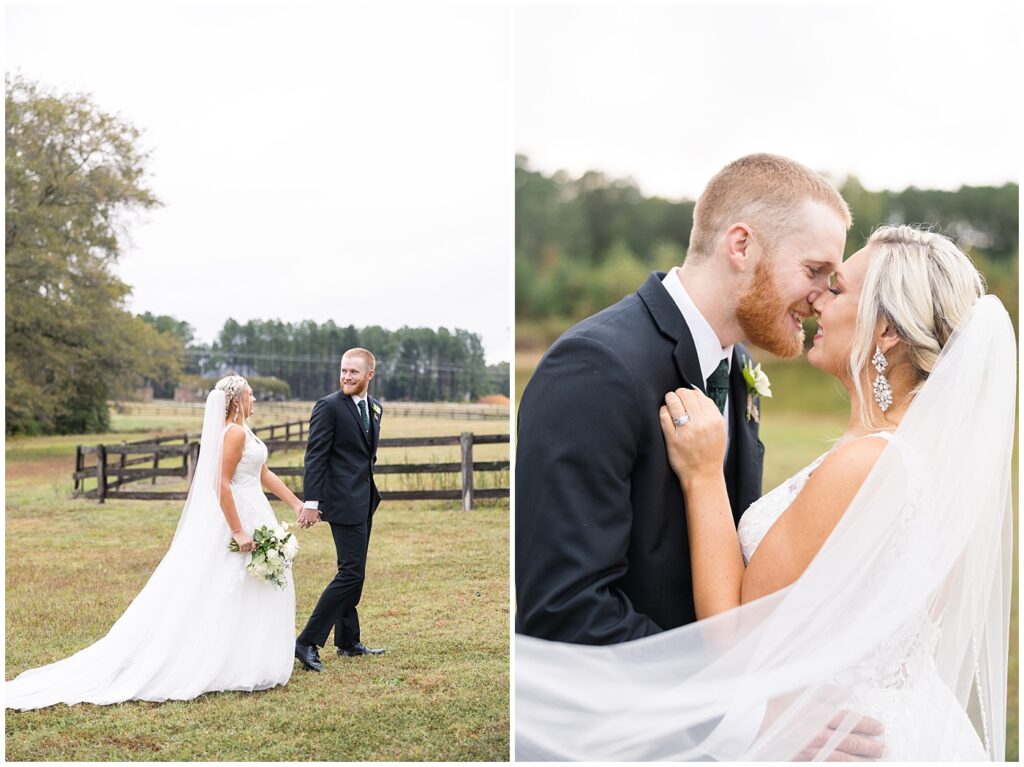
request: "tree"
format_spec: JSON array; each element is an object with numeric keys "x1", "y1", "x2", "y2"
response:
[
  {"x1": 6, "y1": 74, "x2": 180, "y2": 434},
  {"x1": 515, "y1": 156, "x2": 1018, "y2": 347}
]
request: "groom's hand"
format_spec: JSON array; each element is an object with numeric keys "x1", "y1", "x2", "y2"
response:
[
  {"x1": 799, "y1": 711, "x2": 885, "y2": 761},
  {"x1": 297, "y1": 507, "x2": 319, "y2": 528}
]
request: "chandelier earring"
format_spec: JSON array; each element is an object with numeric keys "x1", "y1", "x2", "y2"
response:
[{"x1": 871, "y1": 345, "x2": 893, "y2": 413}]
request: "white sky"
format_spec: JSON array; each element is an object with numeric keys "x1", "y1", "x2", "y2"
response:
[
  {"x1": 6, "y1": 5, "x2": 512, "y2": 363},
  {"x1": 515, "y1": 4, "x2": 1020, "y2": 199}
]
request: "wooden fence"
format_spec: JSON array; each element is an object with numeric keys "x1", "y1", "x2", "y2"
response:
[{"x1": 74, "y1": 419, "x2": 508, "y2": 511}]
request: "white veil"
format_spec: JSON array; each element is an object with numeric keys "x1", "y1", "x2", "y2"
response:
[
  {"x1": 170, "y1": 389, "x2": 228, "y2": 548},
  {"x1": 5, "y1": 390, "x2": 240, "y2": 710},
  {"x1": 515, "y1": 295, "x2": 1015, "y2": 761}
]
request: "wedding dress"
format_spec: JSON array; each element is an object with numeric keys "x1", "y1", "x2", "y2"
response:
[
  {"x1": 737, "y1": 435, "x2": 987, "y2": 761},
  {"x1": 6, "y1": 392, "x2": 295, "y2": 711},
  {"x1": 516, "y1": 295, "x2": 1013, "y2": 761}
]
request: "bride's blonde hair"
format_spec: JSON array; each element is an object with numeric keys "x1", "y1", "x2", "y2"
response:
[
  {"x1": 215, "y1": 374, "x2": 249, "y2": 422},
  {"x1": 850, "y1": 225, "x2": 985, "y2": 427}
]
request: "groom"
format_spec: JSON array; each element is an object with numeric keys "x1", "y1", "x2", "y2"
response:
[
  {"x1": 516, "y1": 154, "x2": 850, "y2": 645},
  {"x1": 295, "y1": 348, "x2": 385, "y2": 672}
]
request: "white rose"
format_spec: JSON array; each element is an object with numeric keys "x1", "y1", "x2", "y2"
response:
[
  {"x1": 249, "y1": 554, "x2": 272, "y2": 577},
  {"x1": 283, "y1": 535, "x2": 299, "y2": 561},
  {"x1": 752, "y1": 364, "x2": 773, "y2": 398}
]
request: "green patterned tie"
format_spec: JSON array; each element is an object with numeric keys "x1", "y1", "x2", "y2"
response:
[
  {"x1": 706, "y1": 359, "x2": 730, "y2": 415},
  {"x1": 358, "y1": 399, "x2": 370, "y2": 434}
]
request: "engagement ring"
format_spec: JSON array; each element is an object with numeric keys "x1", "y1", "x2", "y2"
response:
[{"x1": 672, "y1": 413, "x2": 690, "y2": 427}]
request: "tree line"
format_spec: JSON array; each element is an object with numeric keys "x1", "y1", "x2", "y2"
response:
[
  {"x1": 516, "y1": 154, "x2": 1018, "y2": 343},
  {"x1": 6, "y1": 75, "x2": 505, "y2": 436},
  {"x1": 144, "y1": 316, "x2": 507, "y2": 403}
]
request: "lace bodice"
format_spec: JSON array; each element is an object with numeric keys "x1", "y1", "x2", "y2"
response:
[{"x1": 225, "y1": 424, "x2": 267, "y2": 488}]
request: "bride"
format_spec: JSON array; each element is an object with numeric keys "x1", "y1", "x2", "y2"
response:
[
  {"x1": 6, "y1": 375, "x2": 304, "y2": 710},
  {"x1": 516, "y1": 225, "x2": 1014, "y2": 760}
]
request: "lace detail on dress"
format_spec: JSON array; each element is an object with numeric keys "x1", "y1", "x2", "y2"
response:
[{"x1": 225, "y1": 424, "x2": 267, "y2": 488}]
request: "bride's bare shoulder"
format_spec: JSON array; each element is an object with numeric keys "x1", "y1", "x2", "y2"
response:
[
  {"x1": 742, "y1": 435, "x2": 889, "y2": 602},
  {"x1": 812, "y1": 434, "x2": 890, "y2": 485},
  {"x1": 223, "y1": 424, "x2": 247, "y2": 450},
  {"x1": 793, "y1": 435, "x2": 890, "y2": 525}
]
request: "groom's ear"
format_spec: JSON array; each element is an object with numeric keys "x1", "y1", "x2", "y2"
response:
[{"x1": 723, "y1": 223, "x2": 754, "y2": 273}]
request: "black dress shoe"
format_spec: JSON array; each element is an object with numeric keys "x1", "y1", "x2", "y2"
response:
[
  {"x1": 295, "y1": 641, "x2": 323, "y2": 672},
  {"x1": 338, "y1": 641, "x2": 385, "y2": 657}
]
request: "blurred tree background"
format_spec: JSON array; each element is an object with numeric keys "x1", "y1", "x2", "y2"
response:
[
  {"x1": 183, "y1": 319, "x2": 506, "y2": 402},
  {"x1": 5, "y1": 75, "x2": 507, "y2": 436},
  {"x1": 515, "y1": 153, "x2": 1018, "y2": 355}
]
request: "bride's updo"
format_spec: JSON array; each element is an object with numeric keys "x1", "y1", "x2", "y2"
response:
[
  {"x1": 851, "y1": 224, "x2": 985, "y2": 422},
  {"x1": 215, "y1": 375, "x2": 249, "y2": 420}
]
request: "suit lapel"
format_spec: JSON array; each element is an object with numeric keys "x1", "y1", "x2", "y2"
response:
[
  {"x1": 368, "y1": 397, "x2": 380, "y2": 452},
  {"x1": 637, "y1": 272, "x2": 704, "y2": 392}
]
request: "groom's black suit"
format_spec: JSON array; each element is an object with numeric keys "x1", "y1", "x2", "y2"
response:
[
  {"x1": 515, "y1": 272, "x2": 764, "y2": 645},
  {"x1": 298, "y1": 389, "x2": 382, "y2": 649}
]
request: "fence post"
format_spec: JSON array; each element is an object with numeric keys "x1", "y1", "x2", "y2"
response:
[
  {"x1": 459, "y1": 432, "x2": 474, "y2": 512},
  {"x1": 74, "y1": 445, "x2": 83, "y2": 496},
  {"x1": 186, "y1": 442, "x2": 201, "y2": 487},
  {"x1": 96, "y1": 444, "x2": 107, "y2": 503},
  {"x1": 118, "y1": 441, "x2": 127, "y2": 486}
]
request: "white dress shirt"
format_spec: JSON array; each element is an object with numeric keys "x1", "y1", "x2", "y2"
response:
[{"x1": 661, "y1": 268, "x2": 733, "y2": 439}]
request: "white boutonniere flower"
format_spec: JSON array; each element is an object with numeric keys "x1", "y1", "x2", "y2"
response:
[
  {"x1": 371, "y1": 403, "x2": 382, "y2": 419},
  {"x1": 741, "y1": 358, "x2": 772, "y2": 424}
]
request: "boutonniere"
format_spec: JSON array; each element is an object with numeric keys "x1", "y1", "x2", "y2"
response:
[
  {"x1": 741, "y1": 357, "x2": 772, "y2": 424},
  {"x1": 371, "y1": 403, "x2": 382, "y2": 419}
]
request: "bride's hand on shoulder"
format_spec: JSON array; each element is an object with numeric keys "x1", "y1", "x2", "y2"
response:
[{"x1": 659, "y1": 387, "x2": 727, "y2": 486}]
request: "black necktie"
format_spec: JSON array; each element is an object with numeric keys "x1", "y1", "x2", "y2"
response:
[
  {"x1": 706, "y1": 359, "x2": 730, "y2": 415},
  {"x1": 358, "y1": 399, "x2": 370, "y2": 434}
]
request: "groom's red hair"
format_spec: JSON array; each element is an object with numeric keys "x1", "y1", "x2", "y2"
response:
[
  {"x1": 688, "y1": 153, "x2": 851, "y2": 261},
  {"x1": 341, "y1": 348, "x2": 376, "y2": 371}
]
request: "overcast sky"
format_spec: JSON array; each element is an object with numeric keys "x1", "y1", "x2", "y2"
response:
[
  {"x1": 7, "y1": 5, "x2": 511, "y2": 362},
  {"x1": 516, "y1": 5, "x2": 1020, "y2": 199}
]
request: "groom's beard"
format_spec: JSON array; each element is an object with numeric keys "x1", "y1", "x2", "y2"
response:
[
  {"x1": 342, "y1": 381, "x2": 369, "y2": 397},
  {"x1": 736, "y1": 258, "x2": 806, "y2": 359}
]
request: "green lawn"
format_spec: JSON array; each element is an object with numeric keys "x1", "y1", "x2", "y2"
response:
[{"x1": 5, "y1": 407, "x2": 509, "y2": 761}]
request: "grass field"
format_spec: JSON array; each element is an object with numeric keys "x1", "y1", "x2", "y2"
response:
[
  {"x1": 5, "y1": 404, "x2": 510, "y2": 761},
  {"x1": 516, "y1": 347, "x2": 1019, "y2": 760}
]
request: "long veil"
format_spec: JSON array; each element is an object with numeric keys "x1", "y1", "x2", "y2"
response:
[
  {"x1": 515, "y1": 295, "x2": 1015, "y2": 760},
  {"x1": 6, "y1": 390, "x2": 241, "y2": 710}
]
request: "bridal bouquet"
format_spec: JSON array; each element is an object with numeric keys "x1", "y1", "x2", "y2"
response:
[{"x1": 228, "y1": 521, "x2": 299, "y2": 588}]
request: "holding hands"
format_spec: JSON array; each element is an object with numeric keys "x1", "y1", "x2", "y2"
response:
[
  {"x1": 659, "y1": 387, "x2": 727, "y2": 485},
  {"x1": 296, "y1": 504, "x2": 319, "y2": 529}
]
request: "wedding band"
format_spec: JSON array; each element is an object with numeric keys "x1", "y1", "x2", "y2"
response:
[{"x1": 672, "y1": 413, "x2": 690, "y2": 427}]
